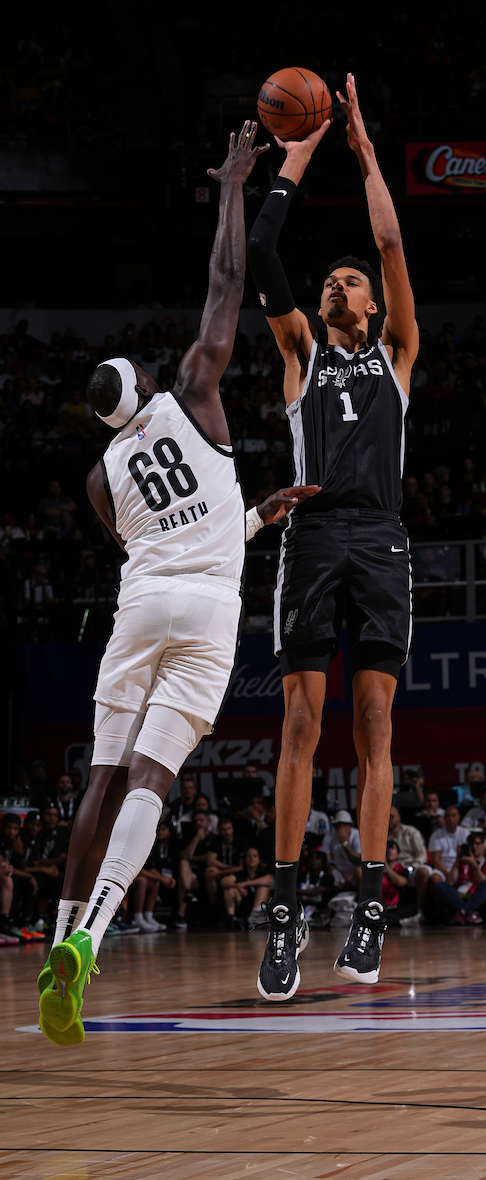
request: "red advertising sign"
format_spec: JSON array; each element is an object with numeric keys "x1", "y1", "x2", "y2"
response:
[{"x1": 406, "y1": 141, "x2": 486, "y2": 195}]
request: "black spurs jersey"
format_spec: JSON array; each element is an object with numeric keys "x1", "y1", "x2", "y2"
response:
[{"x1": 287, "y1": 337, "x2": 409, "y2": 515}]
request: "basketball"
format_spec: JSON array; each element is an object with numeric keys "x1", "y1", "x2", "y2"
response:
[{"x1": 257, "y1": 67, "x2": 332, "y2": 142}]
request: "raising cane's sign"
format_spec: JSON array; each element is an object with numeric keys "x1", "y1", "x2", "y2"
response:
[{"x1": 406, "y1": 141, "x2": 486, "y2": 195}]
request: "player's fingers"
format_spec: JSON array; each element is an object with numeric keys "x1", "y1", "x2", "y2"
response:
[
  {"x1": 245, "y1": 120, "x2": 258, "y2": 148},
  {"x1": 284, "y1": 485, "x2": 321, "y2": 498},
  {"x1": 336, "y1": 90, "x2": 349, "y2": 108},
  {"x1": 316, "y1": 118, "x2": 332, "y2": 140},
  {"x1": 207, "y1": 168, "x2": 219, "y2": 180},
  {"x1": 237, "y1": 121, "x2": 250, "y2": 147},
  {"x1": 347, "y1": 74, "x2": 358, "y2": 103},
  {"x1": 253, "y1": 142, "x2": 270, "y2": 155},
  {"x1": 274, "y1": 135, "x2": 286, "y2": 149}
]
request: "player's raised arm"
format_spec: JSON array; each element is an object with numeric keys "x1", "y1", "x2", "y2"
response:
[
  {"x1": 247, "y1": 120, "x2": 331, "y2": 404},
  {"x1": 337, "y1": 73, "x2": 419, "y2": 389},
  {"x1": 175, "y1": 121, "x2": 268, "y2": 440}
]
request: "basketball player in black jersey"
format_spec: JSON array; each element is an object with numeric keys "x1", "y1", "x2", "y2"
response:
[{"x1": 248, "y1": 74, "x2": 419, "y2": 997}]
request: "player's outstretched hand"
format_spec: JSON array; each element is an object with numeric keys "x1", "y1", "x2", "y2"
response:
[
  {"x1": 208, "y1": 121, "x2": 270, "y2": 185},
  {"x1": 257, "y1": 484, "x2": 321, "y2": 525},
  {"x1": 274, "y1": 118, "x2": 332, "y2": 160},
  {"x1": 336, "y1": 73, "x2": 369, "y2": 153}
]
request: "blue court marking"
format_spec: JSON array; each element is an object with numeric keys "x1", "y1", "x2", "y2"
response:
[
  {"x1": 17, "y1": 1009, "x2": 486, "y2": 1034},
  {"x1": 352, "y1": 983, "x2": 486, "y2": 1009}
]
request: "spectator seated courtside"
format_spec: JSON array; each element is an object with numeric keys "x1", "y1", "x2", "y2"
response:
[
  {"x1": 434, "y1": 830, "x2": 486, "y2": 925},
  {"x1": 204, "y1": 818, "x2": 248, "y2": 911},
  {"x1": 167, "y1": 772, "x2": 197, "y2": 830},
  {"x1": 220, "y1": 847, "x2": 273, "y2": 929},
  {"x1": 414, "y1": 789, "x2": 445, "y2": 844},
  {"x1": 175, "y1": 813, "x2": 217, "y2": 931},
  {"x1": 462, "y1": 787, "x2": 486, "y2": 830},
  {"x1": 401, "y1": 805, "x2": 469, "y2": 927},
  {"x1": 321, "y1": 810, "x2": 361, "y2": 893}
]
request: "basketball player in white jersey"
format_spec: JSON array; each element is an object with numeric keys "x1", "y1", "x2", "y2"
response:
[
  {"x1": 35, "y1": 121, "x2": 314, "y2": 1046},
  {"x1": 248, "y1": 76, "x2": 419, "y2": 997}
]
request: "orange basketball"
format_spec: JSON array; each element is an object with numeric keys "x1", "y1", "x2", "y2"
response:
[{"x1": 257, "y1": 67, "x2": 332, "y2": 142}]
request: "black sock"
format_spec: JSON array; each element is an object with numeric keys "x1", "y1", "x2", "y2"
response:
[
  {"x1": 272, "y1": 859, "x2": 300, "y2": 914},
  {"x1": 359, "y1": 860, "x2": 385, "y2": 903}
]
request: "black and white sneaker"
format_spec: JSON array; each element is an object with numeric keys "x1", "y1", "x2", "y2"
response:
[
  {"x1": 333, "y1": 899, "x2": 387, "y2": 984},
  {"x1": 257, "y1": 902, "x2": 309, "y2": 1001}
]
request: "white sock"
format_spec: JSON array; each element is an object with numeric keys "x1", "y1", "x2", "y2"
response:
[
  {"x1": 134, "y1": 911, "x2": 146, "y2": 925},
  {"x1": 77, "y1": 881, "x2": 125, "y2": 955},
  {"x1": 76, "y1": 788, "x2": 163, "y2": 955},
  {"x1": 53, "y1": 900, "x2": 88, "y2": 947}
]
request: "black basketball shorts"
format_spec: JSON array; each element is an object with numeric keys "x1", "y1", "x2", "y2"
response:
[{"x1": 274, "y1": 508, "x2": 412, "y2": 679}]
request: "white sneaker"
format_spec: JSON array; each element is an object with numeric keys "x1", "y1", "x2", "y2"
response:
[
  {"x1": 399, "y1": 911, "x2": 424, "y2": 927},
  {"x1": 134, "y1": 916, "x2": 158, "y2": 933},
  {"x1": 144, "y1": 915, "x2": 167, "y2": 932}
]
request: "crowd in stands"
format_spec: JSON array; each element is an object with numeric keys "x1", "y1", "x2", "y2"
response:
[
  {"x1": 2, "y1": 760, "x2": 486, "y2": 945},
  {"x1": 0, "y1": 3, "x2": 117, "y2": 151},
  {"x1": 1, "y1": 3, "x2": 484, "y2": 154},
  {"x1": 0, "y1": 312, "x2": 485, "y2": 641}
]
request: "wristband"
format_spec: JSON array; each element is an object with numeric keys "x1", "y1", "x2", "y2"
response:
[{"x1": 246, "y1": 506, "x2": 264, "y2": 542}]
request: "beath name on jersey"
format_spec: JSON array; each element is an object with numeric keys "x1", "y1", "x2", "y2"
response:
[{"x1": 159, "y1": 501, "x2": 208, "y2": 532}]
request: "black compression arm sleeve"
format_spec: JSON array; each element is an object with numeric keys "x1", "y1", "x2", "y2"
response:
[{"x1": 247, "y1": 176, "x2": 297, "y2": 318}]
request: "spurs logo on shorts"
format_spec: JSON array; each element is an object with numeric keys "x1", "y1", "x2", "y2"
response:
[{"x1": 284, "y1": 609, "x2": 299, "y2": 635}]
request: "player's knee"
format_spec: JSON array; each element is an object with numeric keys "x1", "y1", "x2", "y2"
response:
[
  {"x1": 283, "y1": 692, "x2": 322, "y2": 753},
  {"x1": 353, "y1": 697, "x2": 391, "y2": 754}
]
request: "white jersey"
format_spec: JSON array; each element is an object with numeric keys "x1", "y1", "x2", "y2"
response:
[{"x1": 102, "y1": 390, "x2": 245, "y2": 587}]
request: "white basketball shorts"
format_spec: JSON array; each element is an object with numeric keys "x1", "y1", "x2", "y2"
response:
[{"x1": 94, "y1": 573, "x2": 242, "y2": 729}]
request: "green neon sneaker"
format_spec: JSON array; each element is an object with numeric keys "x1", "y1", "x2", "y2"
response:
[
  {"x1": 37, "y1": 958, "x2": 54, "y2": 994},
  {"x1": 39, "y1": 1013, "x2": 85, "y2": 1046},
  {"x1": 39, "y1": 930, "x2": 99, "y2": 1033}
]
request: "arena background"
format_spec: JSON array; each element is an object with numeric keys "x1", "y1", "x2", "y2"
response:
[{"x1": 0, "y1": 0, "x2": 485, "y2": 807}]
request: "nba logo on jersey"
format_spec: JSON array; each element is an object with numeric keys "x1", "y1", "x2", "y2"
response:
[{"x1": 136, "y1": 423, "x2": 146, "y2": 440}]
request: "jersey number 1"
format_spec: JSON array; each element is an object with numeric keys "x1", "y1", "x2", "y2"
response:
[
  {"x1": 128, "y1": 437, "x2": 198, "y2": 511},
  {"x1": 340, "y1": 391, "x2": 358, "y2": 422}
]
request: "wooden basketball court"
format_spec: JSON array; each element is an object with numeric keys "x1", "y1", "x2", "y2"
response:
[{"x1": 2, "y1": 926, "x2": 486, "y2": 1178}]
